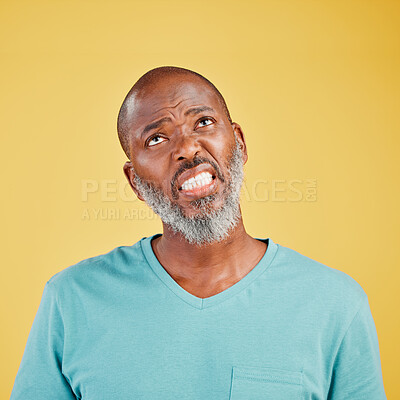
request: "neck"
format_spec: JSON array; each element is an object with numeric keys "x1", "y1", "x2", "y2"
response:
[{"x1": 151, "y1": 212, "x2": 267, "y2": 298}]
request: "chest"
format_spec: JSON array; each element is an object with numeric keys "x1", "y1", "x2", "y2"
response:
[{"x1": 62, "y1": 302, "x2": 331, "y2": 399}]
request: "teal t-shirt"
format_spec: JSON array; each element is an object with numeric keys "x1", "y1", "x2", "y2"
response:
[{"x1": 11, "y1": 235, "x2": 386, "y2": 399}]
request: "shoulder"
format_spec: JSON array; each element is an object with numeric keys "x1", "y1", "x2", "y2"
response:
[
  {"x1": 46, "y1": 237, "x2": 147, "y2": 292},
  {"x1": 272, "y1": 241, "x2": 367, "y2": 309}
]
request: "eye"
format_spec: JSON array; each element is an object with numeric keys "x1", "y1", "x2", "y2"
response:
[
  {"x1": 196, "y1": 117, "x2": 214, "y2": 128},
  {"x1": 147, "y1": 134, "x2": 167, "y2": 147}
]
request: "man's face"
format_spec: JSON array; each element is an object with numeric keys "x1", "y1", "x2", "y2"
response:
[{"x1": 123, "y1": 74, "x2": 248, "y2": 244}]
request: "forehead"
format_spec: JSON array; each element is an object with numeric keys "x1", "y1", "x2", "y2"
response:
[{"x1": 126, "y1": 75, "x2": 225, "y2": 134}]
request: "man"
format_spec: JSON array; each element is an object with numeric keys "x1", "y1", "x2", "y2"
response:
[{"x1": 11, "y1": 66, "x2": 386, "y2": 399}]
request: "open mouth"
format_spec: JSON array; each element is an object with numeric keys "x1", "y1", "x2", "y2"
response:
[
  {"x1": 176, "y1": 164, "x2": 219, "y2": 199},
  {"x1": 179, "y1": 171, "x2": 216, "y2": 191}
]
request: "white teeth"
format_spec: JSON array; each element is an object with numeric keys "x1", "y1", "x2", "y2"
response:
[{"x1": 181, "y1": 172, "x2": 213, "y2": 191}]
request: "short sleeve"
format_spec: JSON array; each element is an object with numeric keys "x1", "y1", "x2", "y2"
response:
[
  {"x1": 10, "y1": 281, "x2": 77, "y2": 399},
  {"x1": 327, "y1": 295, "x2": 387, "y2": 400}
]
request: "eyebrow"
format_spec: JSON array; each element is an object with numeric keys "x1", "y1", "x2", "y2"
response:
[
  {"x1": 184, "y1": 106, "x2": 215, "y2": 117},
  {"x1": 141, "y1": 117, "x2": 172, "y2": 137},
  {"x1": 141, "y1": 106, "x2": 216, "y2": 138}
]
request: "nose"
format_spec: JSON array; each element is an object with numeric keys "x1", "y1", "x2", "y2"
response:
[{"x1": 172, "y1": 134, "x2": 202, "y2": 162}]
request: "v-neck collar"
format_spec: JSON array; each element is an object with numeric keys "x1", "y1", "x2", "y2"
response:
[{"x1": 140, "y1": 234, "x2": 279, "y2": 310}]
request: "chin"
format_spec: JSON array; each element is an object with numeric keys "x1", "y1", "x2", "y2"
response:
[{"x1": 185, "y1": 201, "x2": 224, "y2": 219}]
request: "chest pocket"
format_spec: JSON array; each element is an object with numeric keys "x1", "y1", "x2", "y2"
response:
[{"x1": 229, "y1": 366, "x2": 303, "y2": 400}]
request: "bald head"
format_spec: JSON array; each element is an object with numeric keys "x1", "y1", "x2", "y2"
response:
[{"x1": 117, "y1": 66, "x2": 232, "y2": 160}]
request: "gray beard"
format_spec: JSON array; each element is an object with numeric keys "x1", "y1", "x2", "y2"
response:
[{"x1": 132, "y1": 137, "x2": 244, "y2": 247}]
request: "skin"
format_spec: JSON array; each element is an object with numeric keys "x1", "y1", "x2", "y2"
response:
[{"x1": 123, "y1": 73, "x2": 267, "y2": 298}]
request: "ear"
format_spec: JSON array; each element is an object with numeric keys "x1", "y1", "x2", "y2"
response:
[
  {"x1": 231, "y1": 122, "x2": 248, "y2": 165},
  {"x1": 123, "y1": 161, "x2": 145, "y2": 202}
]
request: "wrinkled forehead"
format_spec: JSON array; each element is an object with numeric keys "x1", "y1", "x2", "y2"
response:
[{"x1": 126, "y1": 77, "x2": 224, "y2": 134}]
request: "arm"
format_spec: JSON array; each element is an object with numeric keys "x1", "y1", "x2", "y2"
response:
[
  {"x1": 10, "y1": 281, "x2": 77, "y2": 399},
  {"x1": 327, "y1": 295, "x2": 386, "y2": 400}
]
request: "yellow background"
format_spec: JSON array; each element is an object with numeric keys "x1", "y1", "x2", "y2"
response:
[{"x1": 1, "y1": 0, "x2": 399, "y2": 397}]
